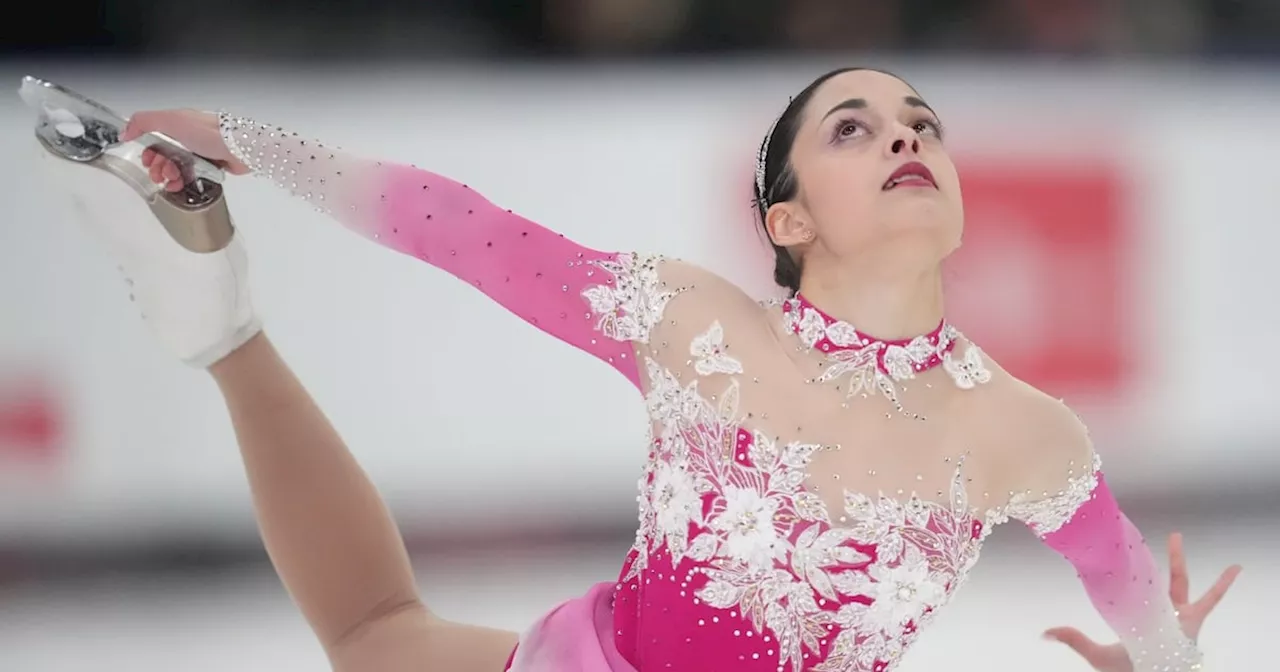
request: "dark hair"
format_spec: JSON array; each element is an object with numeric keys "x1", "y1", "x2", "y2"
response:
[{"x1": 754, "y1": 67, "x2": 899, "y2": 296}]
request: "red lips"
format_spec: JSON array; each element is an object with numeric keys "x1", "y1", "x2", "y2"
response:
[{"x1": 883, "y1": 162, "x2": 937, "y2": 190}]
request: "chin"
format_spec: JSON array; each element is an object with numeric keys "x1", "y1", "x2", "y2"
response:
[
  {"x1": 883, "y1": 214, "x2": 962, "y2": 260},
  {"x1": 885, "y1": 204, "x2": 960, "y2": 233}
]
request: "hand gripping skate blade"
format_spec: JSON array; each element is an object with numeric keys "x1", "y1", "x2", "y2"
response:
[
  {"x1": 30, "y1": 118, "x2": 260, "y2": 369},
  {"x1": 21, "y1": 76, "x2": 236, "y2": 254}
]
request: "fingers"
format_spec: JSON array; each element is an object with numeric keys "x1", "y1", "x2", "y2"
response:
[
  {"x1": 130, "y1": 113, "x2": 181, "y2": 190},
  {"x1": 1193, "y1": 564, "x2": 1242, "y2": 616},
  {"x1": 142, "y1": 153, "x2": 185, "y2": 192},
  {"x1": 1168, "y1": 532, "x2": 1190, "y2": 606},
  {"x1": 121, "y1": 109, "x2": 171, "y2": 144},
  {"x1": 1044, "y1": 627, "x2": 1103, "y2": 664},
  {"x1": 122, "y1": 108, "x2": 250, "y2": 177},
  {"x1": 148, "y1": 154, "x2": 166, "y2": 184},
  {"x1": 140, "y1": 141, "x2": 186, "y2": 191}
]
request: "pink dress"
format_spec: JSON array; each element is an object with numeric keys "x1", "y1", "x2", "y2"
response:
[{"x1": 219, "y1": 113, "x2": 1206, "y2": 672}]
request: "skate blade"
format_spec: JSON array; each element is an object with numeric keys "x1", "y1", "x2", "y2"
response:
[
  {"x1": 19, "y1": 76, "x2": 226, "y2": 196},
  {"x1": 32, "y1": 131, "x2": 236, "y2": 255}
]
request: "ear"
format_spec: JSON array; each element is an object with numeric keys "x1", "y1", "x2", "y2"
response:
[{"x1": 765, "y1": 202, "x2": 815, "y2": 248}]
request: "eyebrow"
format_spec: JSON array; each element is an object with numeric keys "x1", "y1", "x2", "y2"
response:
[
  {"x1": 821, "y1": 95, "x2": 936, "y2": 121},
  {"x1": 904, "y1": 96, "x2": 934, "y2": 115}
]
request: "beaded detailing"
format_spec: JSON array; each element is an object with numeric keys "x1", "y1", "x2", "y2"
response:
[
  {"x1": 1000, "y1": 451, "x2": 1102, "y2": 535},
  {"x1": 782, "y1": 295, "x2": 957, "y2": 380},
  {"x1": 582, "y1": 253, "x2": 683, "y2": 344},
  {"x1": 625, "y1": 359, "x2": 994, "y2": 672},
  {"x1": 217, "y1": 111, "x2": 260, "y2": 173},
  {"x1": 217, "y1": 112, "x2": 346, "y2": 216},
  {"x1": 782, "y1": 295, "x2": 990, "y2": 418},
  {"x1": 218, "y1": 112, "x2": 319, "y2": 186}
]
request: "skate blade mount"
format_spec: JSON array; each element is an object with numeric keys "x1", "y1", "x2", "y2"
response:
[{"x1": 19, "y1": 75, "x2": 225, "y2": 209}]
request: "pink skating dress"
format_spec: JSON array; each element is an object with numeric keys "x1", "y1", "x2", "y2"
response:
[{"x1": 219, "y1": 113, "x2": 1205, "y2": 672}]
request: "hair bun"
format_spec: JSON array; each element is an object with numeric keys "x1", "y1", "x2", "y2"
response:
[{"x1": 773, "y1": 252, "x2": 802, "y2": 296}]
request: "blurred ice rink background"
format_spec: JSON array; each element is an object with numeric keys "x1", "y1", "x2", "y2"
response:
[{"x1": 2, "y1": 1, "x2": 1278, "y2": 670}]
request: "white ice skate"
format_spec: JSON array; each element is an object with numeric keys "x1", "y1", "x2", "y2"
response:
[{"x1": 21, "y1": 76, "x2": 260, "y2": 368}]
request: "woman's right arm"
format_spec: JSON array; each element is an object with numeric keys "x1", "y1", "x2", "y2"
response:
[{"x1": 216, "y1": 112, "x2": 687, "y2": 389}]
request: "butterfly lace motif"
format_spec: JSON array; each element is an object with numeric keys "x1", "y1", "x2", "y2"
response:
[
  {"x1": 690, "y1": 320, "x2": 744, "y2": 375},
  {"x1": 942, "y1": 345, "x2": 992, "y2": 390}
]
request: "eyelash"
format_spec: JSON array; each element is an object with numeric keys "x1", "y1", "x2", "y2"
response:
[
  {"x1": 831, "y1": 117, "x2": 946, "y2": 142},
  {"x1": 914, "y1": 118, "x2": 946, "y2": 139}
]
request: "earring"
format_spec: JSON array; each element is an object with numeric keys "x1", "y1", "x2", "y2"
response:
[{"x1": 801, "y1": 231, "x2": 815, "y2": 241}]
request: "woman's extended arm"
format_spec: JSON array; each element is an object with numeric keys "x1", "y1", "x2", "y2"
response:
[
  {"x1": 1005, "y1": 406, "x2": 1205, "y2": 672},
  {"x1": 216, "y1": 112, "x2": 683, "y2": 389},
  {"x1": 1022, "y1": 473, "x2": 1204, "y2": 670}
]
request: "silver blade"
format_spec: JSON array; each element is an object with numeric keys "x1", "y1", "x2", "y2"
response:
[{"x1": 19, "y1": 75, "x2": 224, "y2": 190}]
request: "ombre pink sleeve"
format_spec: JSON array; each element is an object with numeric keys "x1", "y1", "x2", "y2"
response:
[
  {"x1": 217, "y1": 113, "x2": 685, "y2": 390},
  {"x1": 1007, "y1": 455, "x2": 1205, "y2": 671}
]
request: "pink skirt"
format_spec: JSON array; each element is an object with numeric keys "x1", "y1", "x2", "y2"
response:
[{"x1": 506, "y1": 582, "x2": 637, "y2": 672}]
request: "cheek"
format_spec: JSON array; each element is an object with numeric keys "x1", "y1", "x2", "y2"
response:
[
  {"x1": 802, "y1": 159, "x2": 879, "y2": 245},
  {"x1": 814, "y1": 198, "x2": 879, "y2": 251},
  {"x1": 935, "y1": 159, "x2": 961, "y2": 194},
  {"x1": 814, "y1": 170, "x2": 876, "y2": 216},
  {"x1": 817, "y1": 189, "x2": 875, "y2": 233}
]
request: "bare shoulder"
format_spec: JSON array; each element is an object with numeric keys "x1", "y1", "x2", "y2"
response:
[
  {"x1": 970, "y1": 353, "x2": 1096, "y2": 487},
  {"x1": 628, "y1": 257, "x2": 779, "y2": 386},
  {"x1": 647, "y1": 258, "x2": 772, "y2": 342},
  {"x1": 653, "y1": 257, "x2": 764, "y2": 315}
]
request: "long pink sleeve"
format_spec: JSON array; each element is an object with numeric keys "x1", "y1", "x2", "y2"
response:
[
  {"x1": 1014, "y1": 469, "x2": 1205, "y2": 671},
  {"x1": 217, "y1": 112, "x2": 679, "y2": 390}
]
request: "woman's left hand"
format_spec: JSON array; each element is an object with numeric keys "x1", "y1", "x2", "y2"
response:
[
  {"x1": 1043, "y1": 532, "x2": 1241, "y2": 671},
  {"x1": 122, "y1": 109, "x2": 251, "y2": 192}
]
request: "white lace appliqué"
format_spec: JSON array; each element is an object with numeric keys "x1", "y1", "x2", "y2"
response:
[
  {"x1": 783, "y1": 304, "x2": 989, "y2": 417},
  {"x1": 1000, "y1": 452, "x2": 1102, "y2": 536},
  {"x1": 632, "y1": 359, "x2": 992, "y2": 672},
  {"x1": 581, "y1": 253, "x2": 682, "y2": 343},
  {"x1": 690, "y1": 321, "x2": 743, "y2": 376},
  {"x1": 942, "y1": 345, "x2": 992, "y2": 390}
]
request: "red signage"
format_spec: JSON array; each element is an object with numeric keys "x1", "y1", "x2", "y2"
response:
[
  {"x1": 945, "y1": 157, "x2": 1132, "y2": 395},
  {"x1": 0, "y1": 375, "x2": 65, "y2": 466},
  {"x1": 724, "y1": 143, "x2": 1133, "y2": 397}
]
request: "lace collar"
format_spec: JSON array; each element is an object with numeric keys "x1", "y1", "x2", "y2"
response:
[
  {"x1": 781, "y1": 294, "x2": 959, "y2": 381},
  {"x1": 780, "y1": 294, "x2": 990, "y2": 418}
]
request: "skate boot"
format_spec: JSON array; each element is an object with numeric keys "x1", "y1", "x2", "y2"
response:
[{"x1": 20, "y1": 76, "x2": 260, "y2": 368}]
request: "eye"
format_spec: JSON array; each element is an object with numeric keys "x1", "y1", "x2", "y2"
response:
[
  {"x1": 911, "y1": 119, "x2": 945, "y2": 139},
  {"x1": 831, "y1": 119, "x2": 867, "y2": 142}
]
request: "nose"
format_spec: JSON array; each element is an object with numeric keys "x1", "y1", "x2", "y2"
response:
[{"x1": 885, "y1": 124, "x2": 921, "y2": 157}]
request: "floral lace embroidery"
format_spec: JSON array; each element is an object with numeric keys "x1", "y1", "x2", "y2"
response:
[
  {"x1": 1000, "y1": 452, "x2": 1103, "y2": 536},
  {"x1": 783, "y1": 298, "x2": 963, "y2": 382},
  {"x1": 781, "y1": 301, "x2": 989, "y2": 419},
  {"x1": 582, "y1": 253, "x2": 682, "y2": 343},
  {"x1": 633, "y1": 358, "x2": 994, "y2": 672}
]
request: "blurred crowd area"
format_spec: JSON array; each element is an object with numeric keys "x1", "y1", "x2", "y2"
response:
[{"x1": 10, "y1": 0, "x2": 1280, "y2": 59}]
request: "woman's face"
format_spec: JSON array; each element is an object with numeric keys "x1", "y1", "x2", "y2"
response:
[{"x1": 767, "y1": 70, "x2": 964, "y2": 269}]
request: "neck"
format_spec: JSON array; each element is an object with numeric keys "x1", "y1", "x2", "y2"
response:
[{"x1": 796, "y1": 263, "x2": 945, "y2": 340}]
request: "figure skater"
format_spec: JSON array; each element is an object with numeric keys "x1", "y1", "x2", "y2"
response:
[{"x1": 45, "y1": 67, "x2": 1240, "y2": 672}]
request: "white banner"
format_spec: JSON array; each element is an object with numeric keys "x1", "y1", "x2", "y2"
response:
[{"x1": 1, "y1": 61, "x2": 1276, "y2": 547}]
